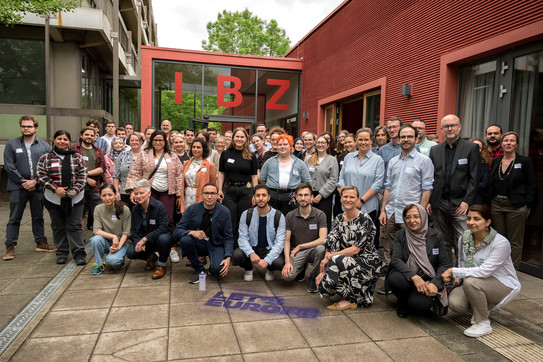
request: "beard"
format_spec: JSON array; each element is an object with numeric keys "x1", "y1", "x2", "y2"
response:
[{"x1": 487, "y1": 138, "x2": 500, "y2": 146}]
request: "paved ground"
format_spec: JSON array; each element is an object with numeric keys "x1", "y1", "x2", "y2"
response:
[{"x1": 1, "y1": 203, "x2": 542, "y2": 361}]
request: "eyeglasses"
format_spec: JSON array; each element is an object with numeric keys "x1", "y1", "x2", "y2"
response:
[
  {"x1": 441, "y1": 124, "x2": 460, "y2": 130},
  {"x1": 202, "y1": 192, "x2": 218, "y2": 196},
  {"x1": 399, "y1": 135, "x2": 415, "y2": 139}
]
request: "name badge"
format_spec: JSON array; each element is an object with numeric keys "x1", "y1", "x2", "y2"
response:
[
  {"x1": 83, "y1": 156, "x2": 89, "y2": 161},
  {"x1": 166, "y1": 158, "x2": 171, "y2": 163},
  {"x1": 421, "y1": 148, "x2": 428, "y2": 153},
  {"x1": 200, "y1": 167, "x2": 207, "y2": 172},
  {"x1": 149, "y1": 219, "x2": 156, "y2": 225},
  {"x1": 432, "y1": 248, "x2": 439, "y2": 255},
  {"x1": 349, "y1": 225, "x2": 358, "y2": 231},
  {"x1": 51, "y1": 162, "x2": 60, "y2": 167},
  {"x1": 458, "y1": 158, "x2": 468, "y2": 165},
  {"x1": 293, "y1": 170, "x2": 299, "y2": 176},
  {"x1": 340, "y1": 161, "x2": 344, "y2": 165},
  {"x1": 309, "y1": 167, "x2": 315, "y2": 172},
  {"x1": 16, "y1": 148, "x2": 23, "y2": 153},
  {"x1": 514, "y1": 163, "x2": 522, "y2": 169},
  {"x1": 309, "y1": 224, "x2": 317, "y2": 230},
  {"x1": 479, "y1": 258, "x2": 484, "y2": 264},
  {"x1": 227, "y1": 158, "x2": 235, "y2": 163},
  {"x1": 112, "y1": 215, "x2": 118, "y2": 221}
]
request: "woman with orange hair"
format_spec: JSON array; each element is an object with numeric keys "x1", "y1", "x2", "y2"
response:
[{"x1": 260, "y1": 134, "x2": 311, "y2": 215}]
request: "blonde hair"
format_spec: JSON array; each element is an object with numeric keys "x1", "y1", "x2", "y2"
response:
[
  {"x1": 227, "y1": 127, "x2": 253, "y2": 160},
  {"x1": 308, "y1": 136, "x2": 329, "y2": 166}
]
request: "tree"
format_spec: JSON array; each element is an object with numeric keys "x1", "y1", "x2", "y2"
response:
[
  {"x1": 0, "y1": 0, "x2": 80, "y2": 26},
  {"x1": 202, "y1": 8, "x2": 291, "y2": 57}
]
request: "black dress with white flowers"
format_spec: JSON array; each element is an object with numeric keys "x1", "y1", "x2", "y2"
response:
[{"x1": 319, "y1": 210, "x2": 382, "y2": 307}]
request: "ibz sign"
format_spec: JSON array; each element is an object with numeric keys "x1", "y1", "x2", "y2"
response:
[
  {"x1": 174, "y1": 73, "x2": 290, "y2": 111},
  {"x1": 205, "y1": 291, "x2": 320, "y2": 318}
]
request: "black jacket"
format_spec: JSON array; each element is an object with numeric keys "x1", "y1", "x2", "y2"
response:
[
  {"x1": 489, "y1": 153, "x2": 536, "y2": 208},
  {"x1": 131, "y1": 197, "x2": 172, "y2": 244},
  {"x1": 389, "y1": 228, "x2": 450, "y2": 289}
]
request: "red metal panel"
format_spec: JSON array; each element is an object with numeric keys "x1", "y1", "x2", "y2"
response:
[{"x1": 292, "y1": 0, "x2": 543, "y2": 135}]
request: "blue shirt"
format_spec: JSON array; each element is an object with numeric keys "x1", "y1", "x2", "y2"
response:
[
  {"x1": 238, "y1": 206, "x2": 286, "y2": 266},
  {"x1": 250, "y1": 141, "x2": 272, "y2": 152},
  {"x1": 259, "y1": 155, "x2": 311, "y2": 190},
  {"x1": 337, "y1": 150, "x2": 385, "y2": 213},
  {"x1": 384, "y1": 149, "x2": 434, "y2": 223},
  {"x1": 377, "y1": 141, "x2": 401, "y2": 170}
]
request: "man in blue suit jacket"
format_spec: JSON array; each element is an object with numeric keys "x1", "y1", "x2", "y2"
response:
[{"x1": 174, "y1": 183, "x2": 234, "y2": 284}]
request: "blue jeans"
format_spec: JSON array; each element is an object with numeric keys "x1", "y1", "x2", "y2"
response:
[
  {"x1": 5, "y1": 189, "x2": 46, "y2": 245},
  {"x1": 89, "y1": 235, "x2": 127, "y2": 269},
  {"x1": 126, "y1": 233, "x2": 172, "y2": 267},
  {"x1": 179, "y1": 235, "x2": 225, "y2": 275}
]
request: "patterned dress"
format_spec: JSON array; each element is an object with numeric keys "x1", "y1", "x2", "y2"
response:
[
  {"x1": 319, "y1": 210, "x2": 382, "y2": 307},
  {"x1": 184, "y1": 160, "x2": 202, "y2": 210}
]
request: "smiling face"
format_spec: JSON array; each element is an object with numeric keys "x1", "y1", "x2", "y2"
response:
[
  {"x1": 295, "y1": 187, "x2": 311, "y2": 208},
  {"x1": 303, "y1": 134, "x2": 315, "y2": 150},
  {"x1": 173, "y1": 137, "x2": 185, "y2": 153},
  {"x1": 356, "y1": 131, "x2": 372, "y2": 153},
  {"x1": 233, "y1": 130, "x2": 247, "y2": 149},
  {"x1": 185, "y1": 130, "x2": 195, "y2": 144},
  {"x1": 375, "y1": 129, "x2": 388, "y2": 147},
  {"x1": 161, "y1": 120, "x2": 171, "y2": 133},
  {"x1": 215, "y1": 137, "x2": 226, "y2": 152},
  {"x1": 112, "y1": 139, "x2": 124, "y2": 152},
  {"x1": 133, "y1": 186, "x2": 151, "y2": 205},
  {"x1": 343, "y1": 136, "x2": 356, "y2": 152},
  {"x1": 411, "y1": 120, "x2": 426, "y2": 142},
  {"x1": 129, "y1": 134, "x2": 142, "y2": 151},
  {"x1": 340, "y1": 188, "x2": 359, "y2": 211},
  {"x1": 81, "y1": 129, "x2": 95, "y2": 146},
  {"x1": 277, "y1": 138, "x2": 292, "y2": 157},
  {"x1": 294, "y1": 139, "x2": 304, "y2": 152},
  {"x1": 315, "y1": 136, "x2": 328, "y2": 154},
  {"x1": 399, "y1": 127, "x2": 416, "y2": 153},
  {"x1": 151, "y1": 135, "x2": 165, "y2": 152},
  {"x1": 191, "y1": 142, "x2": 203, "y2": 159},
  {"x1": 404, "y1": 206, "x2": 422, "y2": 232},
  {"x1": 54, "y1": 134, "x2": 70, "y2": 150},
  {"x1": 252, "y1": 136, "x2": 263, "y2": 150},
  {"x1": 270, "y1": 133, "x2": 280, "y2": 151},
  {"x1": 466, "y1": 210, "x2": 491, "y2": 235},
  {"x1": 202, "y1": 184, "x2": 219, "y2": 209},
  {"x1": 100, "y1": 187, "x2": 116, "y2": 208},
  {"x1": 386, "y1": 120, "x2": 401, "y2": 139}
]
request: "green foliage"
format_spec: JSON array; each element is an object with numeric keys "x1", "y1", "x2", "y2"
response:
[
  {"x1": 0, "y1": 0, "x2": 80, "y2": 26},
  {"x1": 202, "y1": 8, "x2": 291, "y2": 57}
]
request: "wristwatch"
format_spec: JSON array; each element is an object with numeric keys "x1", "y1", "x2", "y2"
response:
[{"x1": 360, "y1": 197, "x2": 365, "y2": 204}]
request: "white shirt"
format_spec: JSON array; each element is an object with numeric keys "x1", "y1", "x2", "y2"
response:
[
  {"x1": 453, "y1": 233, "x2": 521, "y2": 309},
  {"x1": 278, "y1": 164, "x2": 292, "y2": 189},
  {"x1": 151, "y1": 157, "x2": 169, "y2": 192}
]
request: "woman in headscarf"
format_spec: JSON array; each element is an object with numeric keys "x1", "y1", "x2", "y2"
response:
[
  {"x1": 387, "y1": 204, "x2": 450, "y2": 318},
  {"x1": 37, "y1": 130, "x2": 88, "y2": 265},
  {"x1": 442, "y1": 204, "x2": 521, "y2": 338},
  {"x1": 107, "y1": 137, "x2": 127, "y2": 163}
]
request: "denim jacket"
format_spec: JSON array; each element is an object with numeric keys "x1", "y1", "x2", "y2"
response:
[
  {"x1": 259, "y1": 155, "x2": 311, "y2": 189},
  {"x1": 238, "y1": 206, "x2": 286, "y2": 265}
]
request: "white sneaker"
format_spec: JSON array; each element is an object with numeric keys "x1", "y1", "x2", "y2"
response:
[
  {"x1": 463, "y1": 322, "x2": 493, "y2": 337},
  {"x1": 244, "y1": 270, "x2": 253, "y2": 282},
  {"x1": 265, "y1": 270, "x2": 275, "y2": 281},
  {"x1": 170, "y1": 250, "x2": 180, "y2": 263}
]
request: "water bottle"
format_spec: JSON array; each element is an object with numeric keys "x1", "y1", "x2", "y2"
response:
[{"x1": 199, "y1": 271, "x2": 206, "y2": 291}]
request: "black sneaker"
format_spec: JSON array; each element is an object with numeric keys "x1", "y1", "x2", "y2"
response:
[
  {"x1": 189, "y1": 270, "x2": 203, "y2": 284},
  {"x1": 74, "y1": 253, "x2": 87, "y2": 266},
  {"x1": 295, "y1": 265, "x2": 307, "y2": 282},
  {"x1": 56, "y1": 255, "x2": 67, "y2": 264},
  {"x1": 307, "y1": 276, "x2": 318, "y2": 293}
]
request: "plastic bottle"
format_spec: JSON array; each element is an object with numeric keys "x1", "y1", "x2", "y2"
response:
[{"x1": 199, "y1": 271, "x2": 206, "y2": 291}]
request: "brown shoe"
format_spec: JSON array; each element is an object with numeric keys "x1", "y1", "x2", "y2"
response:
[
  {"x1": 151, "y1": 266, "x2": 166, "y2": 279},
  {"x1": 145, "y1": 253, "x2": 158, "y2": 271},
  {"x1": 36, "y1": 239, "x2": 57, "y2": 252},
  {"x1": 3, "y1": 243, "x2": 15, "y2": 260}
]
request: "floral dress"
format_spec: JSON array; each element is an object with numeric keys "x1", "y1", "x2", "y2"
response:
[
  {"x1": 319, "y1": 210, "x2": 382, "y2": 307},
  {"x1": 184, "y1": 160, "x2": 202, "y2": 210}
]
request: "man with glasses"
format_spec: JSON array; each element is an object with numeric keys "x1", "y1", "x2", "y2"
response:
[
  {"x1": 249, "y1": 124, "x2": 271, "y2": 152},
  {"x1": 428, "y1": 114, "x2": 481, "y2": 264},
  {"x1": 377, "y1": 116, "x2": 403, "y2": 170},
  {"x1": 3, "y1": 115, "x2": 55, "y2": 260},
  {"x1": 174, "y1": 183, "x2": 234, "y2": 284},
  {"x1": 281, "y1": 183, "x2": 326, "y2": 293},
  {"x1": 377, "y1": 125, "x2": 434, "y2": 292},
  {"x1": 411, "y1": 119, "x2": 437, "y2": 157}
]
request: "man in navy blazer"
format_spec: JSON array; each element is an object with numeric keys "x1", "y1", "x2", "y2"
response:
[
  {"x1": 427, "y1": 115, "x2": 481, "y2": 263},
  {"x1": 174, "y1": 183, "x2": 234, "y2": 284}
]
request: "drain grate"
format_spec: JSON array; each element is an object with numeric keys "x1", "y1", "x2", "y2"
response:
[
  {"x1": 444, "y1": 313, "x2": 543, "y2": 361},
  {"x1": 0, "y1": 244, "x2": 91, "y2": 356}
]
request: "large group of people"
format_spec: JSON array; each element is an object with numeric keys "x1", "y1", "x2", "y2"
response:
[{"x1": 3, "y1": 114, "x2": 535, "y2": 338}]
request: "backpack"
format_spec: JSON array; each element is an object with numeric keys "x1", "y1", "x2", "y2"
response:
[{"x1": 246, "y1": 207, "x2": 281, "y2": 230}]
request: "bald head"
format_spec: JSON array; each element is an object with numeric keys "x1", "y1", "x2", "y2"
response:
[{"x1": 440, "y1": 114, "x2": 461, "y2": 144}]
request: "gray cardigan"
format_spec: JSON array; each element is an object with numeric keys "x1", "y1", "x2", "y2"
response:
[
  {"x1": 305, "y1": 154, "x2": 339, "y2": 199},
  {"x1": 4, "y1": 136, "x2": 51, "y2": 192}
]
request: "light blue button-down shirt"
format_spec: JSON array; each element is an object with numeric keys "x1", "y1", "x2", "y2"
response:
[
  {"x1": 383, "y1": 149, "x2": 434, "y2": 223},
  {"x1": 238, "y1": 206, "x2": 286, "y2": 266},
  {"x1": 337, "y1": 151, "x2": 384, "y2": 213}
]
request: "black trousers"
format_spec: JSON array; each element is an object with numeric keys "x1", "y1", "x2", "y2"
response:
[
  {"x1": 387, "y1": 270, "x2": 433, "y2": 313},
  {"x1": 232, "y1": 247, "x2": 285, "y2": 271},
  {"x1": 313, "y1": 191, "x2": 333, "y2": 231},
  {"x1": 269, "y1": 190, "x2": 295, "y2": 217},
  {"x1": 223, "y1": 184, "x2": 253, "y2": 244}
]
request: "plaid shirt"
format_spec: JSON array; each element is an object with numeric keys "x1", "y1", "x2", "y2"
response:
[
  {"x1": 37, "y1": 151, "x2": 88, "y2": 194},
  {"x1": 71, "y1": 143, "x2": 105, "y2": 193},
  {"x1": 489, "y1": 146, "x2": 504, "y2": 170}
]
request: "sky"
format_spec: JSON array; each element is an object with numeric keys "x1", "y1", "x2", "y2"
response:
[{"x1": 152, "y1": 0, "x2": 345, "y2": 51}]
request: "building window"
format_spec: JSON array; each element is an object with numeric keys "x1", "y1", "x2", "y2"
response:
[{"x1": 0, "y1": 38, "x2": 45, "y2": 105}]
